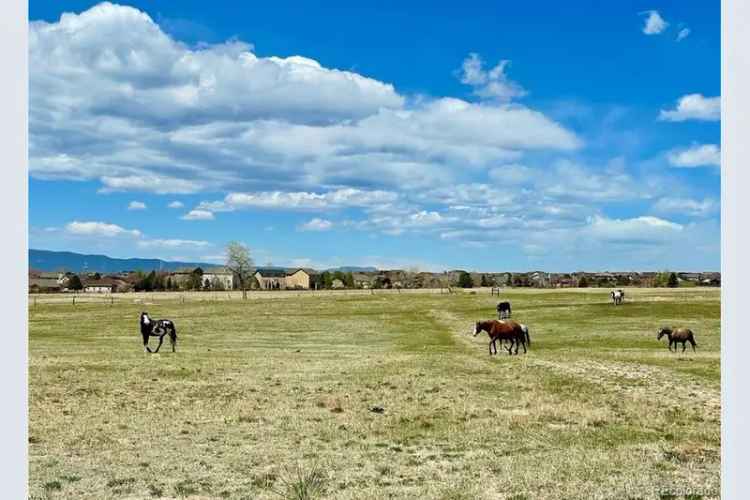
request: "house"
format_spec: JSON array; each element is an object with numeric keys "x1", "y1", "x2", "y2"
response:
[
  {"x1": 29, "y1": 277, "x2": 61, "y2": 292},
  {"x1": 528, "y1": 271, "x2": 550, "y2": 288},
  {"x1": 38, "y1": 271, "x2": 66, "y2": 284},
  {"x1": 352, "y1": 272, "x2": 375, "y2": 289},
  {"x1": 83, "y1": 279, "x2": 114, "y2": 293},
  {"x1": 201, "y1": 267, "x2": 234, "y2": 290},
  {"x1": 286, "y1": 269, "x2": 312, "y2": 289},
  {"x1": 678, "y1": 272, "x2": 702, "y2": 283},
  {"x1": 254, "y1": 268, "x2": 312, "y2": 290},
  {"x1": 331, "y1": 278, "x2": 345, "y2": 289},
  {"x1": 167, "y1": 267, "x2": 232, "y2": 290}
]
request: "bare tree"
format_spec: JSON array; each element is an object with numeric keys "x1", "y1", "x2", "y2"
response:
[{"x1": 225, "y1": 242, "x2": 255, "y2": 299}]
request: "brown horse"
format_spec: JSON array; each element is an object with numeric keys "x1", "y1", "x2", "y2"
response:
[
  {"x1": 657, "y1": 327, "x2": 697, "y2": 352},
  {"x1": 474, "y1": 319, "x2": 527, "y2": 355}
]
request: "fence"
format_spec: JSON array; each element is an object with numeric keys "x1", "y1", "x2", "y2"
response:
[{"x1": 28, "y1": 287, "x2": 483, "y2": 306}]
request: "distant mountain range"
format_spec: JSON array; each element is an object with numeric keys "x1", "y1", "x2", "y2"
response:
[
  {"x1": 29, "y1": 249, "x2": 216, "y2": 273},
  {"x1": 325, "y1": 266, "x2": 378, "y2": 273},
  {"x1": 29, "y1": 249, "x2": 380, "y2": 274}
]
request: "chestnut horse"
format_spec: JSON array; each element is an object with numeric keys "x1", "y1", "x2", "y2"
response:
[
  {"x1": 657, "y1": 327, "x2": 697, "y2": 352},
  {"x1": 474, "y1": 319, "x2": 527, "y2": 355}
]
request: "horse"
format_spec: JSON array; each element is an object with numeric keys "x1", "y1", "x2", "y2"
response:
[
  {"x1": 497, "y1": 301, "x2": 512, "y2": 319},
  {"x1": 657, "y1": 327, "x2": 697, "y2": 352},
  {"x1": 498, "y1": 323, "x2": 531, "y2": 351},
  {"x1": 474, "y1": 319, "x2": 527, "y2": 355},
  {"x1": 140, "y1": 312, "x2": 177, "y2": 353},
  {"x1": 611, "y1": 289, "x2": 625, "y2": 305}
]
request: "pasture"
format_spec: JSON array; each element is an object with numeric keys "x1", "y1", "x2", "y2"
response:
[{"x1": 28, "y1": 288, "x2": 720, "y2": 500}]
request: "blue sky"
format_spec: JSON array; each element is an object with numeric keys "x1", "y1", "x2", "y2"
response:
[{"x1": 28, "y1": 1, "x2": 720, "y2": 272}]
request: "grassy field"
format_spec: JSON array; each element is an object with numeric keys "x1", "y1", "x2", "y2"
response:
[{"x1": 28, "y1": 288, "x2": 720, "y2": 500}]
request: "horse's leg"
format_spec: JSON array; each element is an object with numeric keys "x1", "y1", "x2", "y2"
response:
[
  {"x1": 169, "y1": 330, "x2": 176, "y2": 353},
  {"x1": 682, "y1": 341, "x2": 687, "y2": 353},
  {"x1": 142, "y1": 333, "x2": 151, "y2": 353},
  {"x1": 521, "y1": 338, "x2": 527, "y2": 354},
  {"x1": 691, "y1": 338, "x2": 697, "y2": 352},
  {"x1": 154, "y1": 335, "x2": 164, "y2": 353}
]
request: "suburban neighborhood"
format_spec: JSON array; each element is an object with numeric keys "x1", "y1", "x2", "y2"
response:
[{"x1": 28, "y1": 266, "x2": 721, "y2": 293}]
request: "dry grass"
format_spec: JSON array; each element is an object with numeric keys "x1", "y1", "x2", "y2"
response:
[{"x1": 28, "y1": 288, "x2": 720, "y2": 499}]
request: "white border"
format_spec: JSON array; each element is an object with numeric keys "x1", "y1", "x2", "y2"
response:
[
  {"x1": 722, "y1": 0, "x2": 750, "y2": 498},
  {"x1": 0, "y1": 0, "x2": 28, "y2": 497},
  {"x1": 2, "y1": 2, "x2": 745, "y2": 498}
]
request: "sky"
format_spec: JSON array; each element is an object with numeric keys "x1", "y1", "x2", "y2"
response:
[{"x1": 28, "y1": 1, "x2": 720, "y2": 272}]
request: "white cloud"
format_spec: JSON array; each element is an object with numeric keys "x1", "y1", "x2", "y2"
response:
[
  {"x1": 540, "y1": 158, "x2": 650, "y2": 202},
  {"x1": 488, "y1": 164, "x2": 533, "y2": 185},
  {"x1": 458, "y1": 53, "x2": 527, "y2": 101},
  {"x1": 653, "y1": 197, "x2": 718, "y2": 217},
  {"x1": 29, "y1": 3, "x2": 580, "y2": 196},
  {"x1": 641, "y1": 10, "x2": 668, "y2": 35},
  {"x1": 659, "y1": 94, "x2": 720, "y2": 122},
  {"x1": 200, "y1": 188, "x2": 399, "y2": 213},
  {"x1": 584, "y1": 215, "x2": 682, "y2": 242},
  {"x1": 136, "y1": 238, "x2": 210, "y2": 248},
  {"x1": 128, "y1": 201, "x2": 147, "y2": 210},
  {"x1": 676, "y1": 27, "x2": 690, "y2": 41},
  {"x1": 100, "y1": 175, "x2": 204, "y2": 194},
  {"x1": 65, "y1": 220, "x2": 141, "y2": 238},
  {"x1": 298, "y1": 218, "x2": 333, "y2": 231},
  {"x1": 30, "y1": 3, "x2": 402, "y2": 126},
  {"x1": 168, "y1": 201, "x2": 184, "y2": 208},
  {"x1": 181, "y1": 209, "x2": 215, "y2": 220},
  {"x1": 667, "y1": 144, "x2": 720, "y2": 168}
]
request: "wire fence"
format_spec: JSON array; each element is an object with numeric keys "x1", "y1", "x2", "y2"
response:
[{"x1": 28, "y1": 287, "x2": 481, "y2": 306}]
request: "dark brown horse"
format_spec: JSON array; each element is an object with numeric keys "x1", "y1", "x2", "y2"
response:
[
  {"x1": 474, "y1": 319, "x2": 527, "y2": 355},
  {"x1": 657, "y1": 327, "x2": 697, "y2": 352}
]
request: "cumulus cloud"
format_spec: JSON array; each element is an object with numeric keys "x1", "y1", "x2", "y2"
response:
[
  {"x1": 65, "y1": 220, "x2": 141, "y2": 238},
  {"x1": 458, "y1": 53, "x2": 527, "y2": 101},
  {"x1": 168, "y1": 201, "x2": 184, "y2": 208},
  {"x1": 29, "y1": 3, "x2": 580, "y2": 196},
  {"x1": 641, "y1": 10, "x2": 668, "y2": 35},
  {"x1": 100, "y1": 175, "x2": 204, "y2": 194},
  {"x1": 181, "y1": 209, "x2": 215, "y2": 220},
  {"x1": 198, "y1": 188, "x2": 399, "y2": 213},
  {"x1": 653, "y1": 197, "x2": 718, "y2": 217},
  {"x1": 136, "y1": 238, "x2": 211, "y2": 248},
  {"x1": 676, "y1": 27, "x2": 690, "y2": 41},
  {"x1": 659, "y1": 94, "x2": 720, "y2": 122},
  {"x1": 128, "y1": 201, "x2": 147, "y2": 210},
  {"x1": 488, "y1": 164, "x2": 534, "y2": 185},
  {"x1": 584, "y1": 215, "x2": 682, "y2": 243},
  {"x1": 667, "y1": 144, "x2": 720, "y2": 168},
  {"x1": 298, "y1": 218, "x2": 333, "y2": 231}
]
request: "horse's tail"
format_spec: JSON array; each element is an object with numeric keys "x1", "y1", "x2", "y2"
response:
[
  {"x1": 523, "y1": 325, "x2": 530, "y2": 346},
  {"x1": 169, "y1": 324, "x2": 178, "y2": 349}
]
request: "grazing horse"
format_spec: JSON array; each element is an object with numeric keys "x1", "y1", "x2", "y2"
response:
[
  {"x1": 657, "y1": 327, "x2": 697, "y2": 352},
  {"x1": 474, "y1": 319, "x2": 527, "y2": 355},
  {"x1": 611, "y1": 289, "x2": 625, "y2": 305},
  {"x1": 140, "y1": 312, "x2": 177, "y2": 353},
  {"x1": 497, "y1": 301, "x2": 512, "y2": 319}
]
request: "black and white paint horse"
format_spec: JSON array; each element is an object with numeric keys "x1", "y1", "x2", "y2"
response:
[
  {"x1": 611, "y1": 289, "x2": 625, "y2": 305},
  {"x1": 497, "y1": 301, "x2": 512, "y2": 319},
  {"x1": 140, "y1": 312, "x2": 177, "y2": 353}
]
